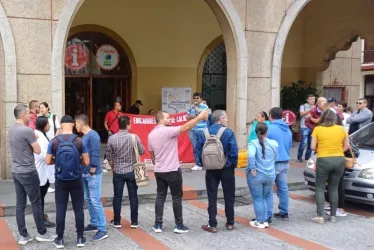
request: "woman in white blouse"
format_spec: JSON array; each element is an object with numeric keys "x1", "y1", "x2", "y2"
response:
[
  {"x1": 39, "y1": 102, "x2": 60, "y2": 193},
  {"x1": 34, "y1": 116, "x2": 56, "y2": 228},
  {"x1": 337, "y1": 101, "x2": 351, "y2": 132}
]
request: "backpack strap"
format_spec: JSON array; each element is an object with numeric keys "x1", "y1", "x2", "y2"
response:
[
  {"x1": 56, "y1": 134, "x2": 77, "y2": 143},
  {"x1": 216, "y1": 127, "x2": 227, "y2": 139},
  {"x1": 53, "y1": 115, "x2": 57, "y2": 134},
  {"x1": 203, "y1": 128, "x2": 210, "y2": 140},
  {"x1": 56, "y1": 135, "x2": 64, "y2": 143}
]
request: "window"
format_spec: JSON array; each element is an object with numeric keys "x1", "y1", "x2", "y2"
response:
[{"x1": 322, "y1": 87, "x2": 345, "y2": 102}]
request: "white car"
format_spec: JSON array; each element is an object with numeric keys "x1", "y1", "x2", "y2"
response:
[{"x1": 303, "y1": 123, "x2": 374, "y2": 205}]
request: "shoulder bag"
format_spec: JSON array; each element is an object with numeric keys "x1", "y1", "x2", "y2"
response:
[{"x1": 130, "y1": 134, "x2": 149, "y2": 187}]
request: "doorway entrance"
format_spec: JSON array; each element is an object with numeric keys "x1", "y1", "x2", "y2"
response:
[{"x1": 64, "y1": 31, "x2": 131, "y2": 141}]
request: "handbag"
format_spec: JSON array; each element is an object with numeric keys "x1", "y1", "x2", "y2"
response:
[
  {"x1": 130, "y1": 134, "x2": 149, "y2": 187},
  {"x1": 345, "y1": 144, "x2": 358, "y2": 169}
]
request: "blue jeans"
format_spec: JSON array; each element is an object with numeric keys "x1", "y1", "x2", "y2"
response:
[
  {"x1": 297, "y1": 128, "x2": 312, "y2": 160},
  {"x1": 189, "y1": 129, "x2": 203, "y2": 167},
  {"x1": 266, "y1": 162, "x2": 289, "y2": 218},
  {"x1": 247, "y1": 171, "x2": 274, "y2": 223},
  {"x1": 83, "y1": 173, "x2": 106, "y2": 232}
]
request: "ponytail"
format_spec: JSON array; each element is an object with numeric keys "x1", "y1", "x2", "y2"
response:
[{"x1": 255, "y1": 122, "x2": 269, "y2": 159}]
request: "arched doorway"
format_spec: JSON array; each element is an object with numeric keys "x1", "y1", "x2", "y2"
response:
[
  {"x1": 64, "y1": 31, "x2": 131, "y2": 141},
  {"x1": 202, "y1": 42, "x2": 227, "y2": 111}
]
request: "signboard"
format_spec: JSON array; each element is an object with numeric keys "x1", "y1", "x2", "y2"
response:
[
  {"x1": 162, "y1": 87, "x2": 191, "y2": 114},
  {"x1": 96, "y1": 44, "x2": 119, "y2": 70},
  {"x1": 126, "y1": 112, "x2": 193, "y2": 163},
  {"x1": 65, "y1": 43, "x2": 89, "y2": 71},
  {"x1": 282, "y1": 110, "x2": 296, "y2": 125}
]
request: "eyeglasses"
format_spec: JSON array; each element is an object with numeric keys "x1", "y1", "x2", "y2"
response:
[{"x1": 356, "y1": 102, "x2": 363, "y2": 105}]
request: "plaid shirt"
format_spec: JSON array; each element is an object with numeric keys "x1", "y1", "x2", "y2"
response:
[{"x1": 105, "y1": 130, "x2": 145, "y2": 174}]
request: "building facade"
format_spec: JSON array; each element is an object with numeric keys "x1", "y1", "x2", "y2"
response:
[{"x1": 0, "y1": 0, "x2": 371, "y2": 179}]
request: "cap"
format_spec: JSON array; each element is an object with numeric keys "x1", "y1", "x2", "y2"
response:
[
  {"x1": 327, "y1": 97, "x2": 336, "y2": 103},
  {"x1": 135, "y1": 100, "x2": 143, "y2": 106},
  {"x1": 60, "y1": 115, "x2": 75, "y2": 124}
]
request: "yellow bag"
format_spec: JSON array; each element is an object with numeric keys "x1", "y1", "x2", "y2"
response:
[{"x1": 237, "y1": 149, "x2": 248, "y2": 168}]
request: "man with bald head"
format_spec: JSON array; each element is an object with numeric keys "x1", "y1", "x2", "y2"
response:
[{"x1": 305, "y1": 97, "x2": 327, "y2": 131}]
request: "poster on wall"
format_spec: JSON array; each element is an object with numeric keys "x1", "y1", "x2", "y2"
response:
[
  {"x1": 96, "y1": 44, "x2": 120, "y2": 70},
  {"x1": 162, "y1": 87, "x2": 191, "y2": 113}
]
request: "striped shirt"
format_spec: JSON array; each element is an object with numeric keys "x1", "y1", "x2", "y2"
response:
[
  {"x1": 187, "y1": 103, "x2": 209, "y2": 130},
  {"x1": 105, "y1": 130, "x2": 145, "y2": 174}
]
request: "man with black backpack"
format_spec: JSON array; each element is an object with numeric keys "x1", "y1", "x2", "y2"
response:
[
  {"x1": 46, "y1": 115, "x2": 90, "y2": 249},
  {"x1": 196, "y1": 110, "x2": 238, "y2": 233}
]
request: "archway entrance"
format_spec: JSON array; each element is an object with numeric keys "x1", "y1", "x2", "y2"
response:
[
  {"x1": 202, "y1": 42, "x2": 227, "y2": 111},
  {"x1": 64, "y1": 31, "x2": 131, "y2": 141}
]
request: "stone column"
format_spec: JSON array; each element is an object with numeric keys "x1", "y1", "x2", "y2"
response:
[{"x1": 245, "y1": 0, "x2": 286, "y2": 122}]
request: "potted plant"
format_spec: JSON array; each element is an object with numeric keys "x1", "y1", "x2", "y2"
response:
[{"x1": 281, "y1": 80, "x2": 320, "y2": 142}]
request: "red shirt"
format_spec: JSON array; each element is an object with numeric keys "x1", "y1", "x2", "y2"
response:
[
  {"x1": 305, "y1": 106, "x2": 321, "y2": 131},
  {"x1": 27, "y1": 111, "x2": 38, "y2": 131},
  {"x1": 105, "y1": 110, "x2": 124, "y2": 134}
]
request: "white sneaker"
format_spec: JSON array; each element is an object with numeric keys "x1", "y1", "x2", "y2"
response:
[
  {"x1": 18, "y1": 234, "x2": 33, "y2": 246},
  {"x1": 36, "y1": 231, "x2": 56, "y2": 242},
  {"x1": 249, "y1": 220, "x2": 265, "y2": 229},
  {"x1": 48, "y1": 188, "x2": 55, "y2": 193},
  {"x1": 103, "y1": 159, "x2": 108, "y2": 164},
  {"x1": 263, "y1": 222, "x2": 269, "y2": 228},
  {"x1": 102, "y1": 169, "x2": 108, "y2": 173},
  {"x1": 191, "y1": 166, "x2": 203, "y2": 171},
  {"x1": 326, "y1": 209, "x2": 347, "y2": 217}
]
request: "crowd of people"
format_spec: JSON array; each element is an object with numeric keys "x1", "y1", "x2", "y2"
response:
[{"x1": 7, "y1": 93, "x2": 373, "y2": 248}]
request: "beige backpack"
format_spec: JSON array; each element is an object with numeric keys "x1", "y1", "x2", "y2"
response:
[{"x1": 202, "y1": 127, "x2": 227, "y2": 170}]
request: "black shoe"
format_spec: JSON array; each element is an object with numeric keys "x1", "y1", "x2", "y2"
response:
[
  {"x1": 110, "y1": 220, "x2": 122, "y2": 228},
  {"x1": 274, "y1": 213, "x2": 289, "y2": 221},
  {"x1": 174, "y1": 224, "x2": 189, "y2": 234},
  {"x1": 84, "y1": 224, "x2": 98, "y2": 232},
  {"x1": 131, "y1": 221, "x2": 140, "y2": 229},
  {"x1": 77, "y1": 237, "x2": 86, "y2": 247},
  {"x1": 53, "y1": 237, "x2": 64, "y2": 249},
  {"x1": 153, "y1": 224, "x2": 163, "y2": 233}
]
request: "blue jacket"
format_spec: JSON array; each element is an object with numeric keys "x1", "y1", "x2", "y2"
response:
[
  {"x1": 196, "y1": 124, "x2": 238, "y2": 168},
  {"x1": 81, "y1": 130, "x2": 102, "y2": 175},
  {"x1": 267, "y1": 119, "x2": 292, "y2": 162},
  {"x1": 247, "y1": 138, "x2": 278, "y2": 177},
  {"x1": 248, "y1": 120, "x2": 271, "y2": 142}
]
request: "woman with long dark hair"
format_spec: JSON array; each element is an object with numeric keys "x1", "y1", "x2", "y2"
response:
[
  {"x1": 311, "y1": 109, "x2": 349, "y2": 224},
  {"x1": 34, "y1": 116, "x2": 56, "y2": 227},
  {"x1": 248, "y1": 111, "x2": 270, "y2": 142},
  {"x1": 246, "y1": 122, "x2": 278, "y2": 228}
]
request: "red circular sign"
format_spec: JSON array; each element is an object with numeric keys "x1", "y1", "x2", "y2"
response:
[
  {"x1": 65, "y1": 44, "x2": 89, "y2": 71},
  {"x1": 282, "y1": 110, "x2": 296, "y2": 125}
]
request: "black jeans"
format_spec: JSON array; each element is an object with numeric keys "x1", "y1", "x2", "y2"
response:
[
  {"x1": 113, "y1": 171, "x2": 138, "y2": 223},
  {"x1": 325, "y1": 170, "x2": 345, "y2": 209},
  {"x1": 40, "y1": 181, "x2": 50, "y2": 215},
  {"x1": 206, "y1": 167, "x2": 236, "y2": 227},
  {"x1": 55, "y1": 178, "x2": 84, "y2": 238},
  {"x1": 155, "y1": 169, "x2": 183, "y2": 226},
  {"x1": 13, "y1": 171, "x2": 47, "y2": 237},
  {"x1": 315, "y1": 157, "x2": 345, "y2": 217}
]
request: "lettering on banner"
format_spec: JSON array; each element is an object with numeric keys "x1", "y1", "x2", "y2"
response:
[{"x1": 133, "y1": 117, "x2": 156, "y2": 125}]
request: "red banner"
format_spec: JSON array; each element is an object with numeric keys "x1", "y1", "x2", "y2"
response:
[{"x1": 126, "y1": 112, "x2": 194, "y2": 163}]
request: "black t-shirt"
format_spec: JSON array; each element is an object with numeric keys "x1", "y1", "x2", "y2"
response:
[
  {"x1": 48, "y1": 134, "x2": 84, "y2": 156},
  {"x1": 128, "y1": 105, "x2": 140, "y2": 115}
]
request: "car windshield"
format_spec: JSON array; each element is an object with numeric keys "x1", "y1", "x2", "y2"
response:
[{"x1": 350, "y1": 123, "x2": 374, "y2": 148}]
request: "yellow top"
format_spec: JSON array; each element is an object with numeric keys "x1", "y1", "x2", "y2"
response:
[{"x1": 311, "y1": 125, "x2": 348, "y2": 158}]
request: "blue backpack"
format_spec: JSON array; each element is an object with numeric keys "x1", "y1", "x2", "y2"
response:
[{"x1": 55, "y1": 135, "x2": 81, "y2": 181}]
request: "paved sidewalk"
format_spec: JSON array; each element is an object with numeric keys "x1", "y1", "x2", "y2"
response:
[{"x1": 0, "y1": 142, "x2": 306, "y2": 216}]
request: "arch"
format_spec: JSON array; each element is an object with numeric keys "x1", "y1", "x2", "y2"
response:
[
  {"x1": 52, "y1": 0, "x2": 248, "y2": 147},
  {"x1": 68, "y1": 24, "x2": 137, "y2": 99},
  {"x1": 197, "y1": 35, "x2": 224, "y2": 92},
  {"x1": 0, "y1": 2, "x2": 17, "y2": 179},
  {"x1": 272, "y1": 0, "x2": 310, "y2": 107}
]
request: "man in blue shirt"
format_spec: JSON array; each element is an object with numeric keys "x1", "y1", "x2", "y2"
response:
[
  {"x1": 196, "y1": 110, "x2": 238, "y2": 233},
  {"x1": 186, "y1": 92, "x2": 209, "y2": 171},
  {"x1": 75, "y1": 114, "x2": 108, "y2": 242},
  {"x1": 266, "y1": 108, "x2": 292, "y2": 222}
]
